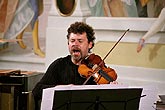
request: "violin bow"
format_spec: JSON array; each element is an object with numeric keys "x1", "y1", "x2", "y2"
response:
[
  {"x1": 99, "y1": 29, "x2": 130, "y2": 66},
  {"x1": 83, "y1": 29, "x2": 130, "y2": 85}
]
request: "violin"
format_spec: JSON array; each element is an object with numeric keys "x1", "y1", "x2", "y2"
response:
[
  {"x1": 78, "y1": 53, "x2": 117, "y2": 84},
  {"x1": 78, "y1": 29, "x2": 129, "y2": 85}
]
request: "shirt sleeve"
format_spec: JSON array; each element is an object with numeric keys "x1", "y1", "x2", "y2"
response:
[{"x1": 32, "y1": 59, "x2": 61, "y2": 100}]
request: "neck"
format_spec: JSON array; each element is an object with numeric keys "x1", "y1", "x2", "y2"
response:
[{"x1": 71, "y1": 58, "x2": 82, "y2": 65}]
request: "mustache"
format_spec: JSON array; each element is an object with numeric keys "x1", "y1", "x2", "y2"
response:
[{"x1": 71, "y1": 46, "x2": 81, "y2": 52}]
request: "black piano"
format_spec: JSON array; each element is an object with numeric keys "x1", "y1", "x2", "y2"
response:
[{"x1": 0, "y1": 69, "x2": 43, "y2": 110}]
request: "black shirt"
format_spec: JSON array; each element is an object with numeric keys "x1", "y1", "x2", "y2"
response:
[{"x1": 32, "y1": 55, "x2": 96, "y2": 100}]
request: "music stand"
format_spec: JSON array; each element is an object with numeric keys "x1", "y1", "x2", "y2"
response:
[{"x1": 52, "y1": 88, "x2": 143, "y2": 110}]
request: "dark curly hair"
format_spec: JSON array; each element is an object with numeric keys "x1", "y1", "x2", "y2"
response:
[{"x1": 67, "y1": 21, "x2": 95, "y2": 50}]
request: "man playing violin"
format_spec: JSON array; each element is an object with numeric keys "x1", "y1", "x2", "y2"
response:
[{"x1": 32, "y1": 21, "x2": 117, "y2": 110}]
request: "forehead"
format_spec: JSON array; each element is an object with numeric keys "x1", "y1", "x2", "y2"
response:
[{"x1": 69, "y1": 32, "x2": 87, "y2": 39}]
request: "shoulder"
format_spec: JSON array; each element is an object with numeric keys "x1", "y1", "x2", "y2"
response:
[
  {"x1": 50, "y1": 55, "x2": 71, "y2": 66},
  {"x1": 46, "y1": 55, "x2": 71, "y2": 71}
]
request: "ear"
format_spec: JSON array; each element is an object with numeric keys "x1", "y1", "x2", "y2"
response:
[{"x1": 88, "y1": 42, "x2": 93, "y2": 49}]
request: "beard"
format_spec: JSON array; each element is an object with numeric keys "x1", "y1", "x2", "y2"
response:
[
  {"x1": 71, "y1": 54, "x2": 81, "y2": 62},
  {"x1": 70, "y1": 46, "x2": 82, "y2": 62}
]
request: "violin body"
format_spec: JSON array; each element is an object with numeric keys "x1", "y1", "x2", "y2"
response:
[{"x1": 78, "y1": 54, "x2": 117, "y2": 84}]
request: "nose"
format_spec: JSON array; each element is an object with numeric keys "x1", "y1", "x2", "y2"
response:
[{"x1": 73, "y1": 40, "x2": 79, "y2": 45}]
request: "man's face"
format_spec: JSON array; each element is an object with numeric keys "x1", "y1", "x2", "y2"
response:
[{"x1": 68, "y1": 32, "x2": 92, "y2": 64}]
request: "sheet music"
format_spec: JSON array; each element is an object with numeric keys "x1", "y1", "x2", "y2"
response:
[
  {"x1": 126, "y1": 85, "x2": 158, "y2": 110},
  {"x1": 41, "y1": 84, "x2": 157, "y2": 110},
  {"x1": 54, "y1": 84, "x2": 129, "y2": 90},
  {"x1": 139, "y1": 85, "x2": 158, "y2": 110}
]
